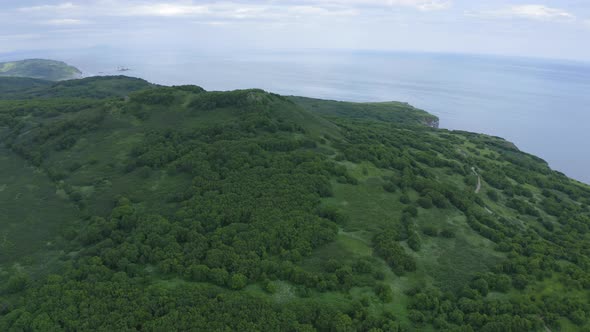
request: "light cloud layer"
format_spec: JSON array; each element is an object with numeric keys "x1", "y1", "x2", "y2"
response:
[
  {"x1": 470, "y1": 4, "x2": 575, "y2": 21},
  {"x1": 316, "y1": 0, "x2": 451, "y2": 11},
  {"x1": 16, "y1": 0, "x2": 451, "y2": 20},
  {"x1": 43, "y1": 18, "x2": 84, "y2": 25},
  {"x1": 130, "y1": 3, "x2": 209, "y2": 17},
  {"x1": 2, "y1": 0, "x2": 590, "y2": 60},
  {"x1": 392, "y1": 0, "x2": 451, "y2": 11},
  {"x1": 19, "y1": 2, "x2": 76, "y2": 12},
  {"x1": 18, "y1": 1, "x2": 356, "y2": 20}
]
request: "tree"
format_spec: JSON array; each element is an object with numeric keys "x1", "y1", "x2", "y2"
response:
[
  {"x1": 332, "y1": 313, "x2": 354, "y2": 332},
  {"x1": 230, "y1": 273, "x2": 248, "y2": 290},
  {"x1": 487, "y1": 189, "x2": 499, "y2": 202},
  {"x1": 375, "y1": 283, "x2": 393, "y2": 302},
  {"x1": 492, "y1": 274, "x2": 511, "y2": 292},
  {"x1": 470, "y1": 278, "x2": 489, "y2": 296},
  {"x1": 400, "y1": 194, "x2": 411, "y2": 204},
  {"x1": 512, "y1": 274, "x2": 528, "y2": 290},
  {"x1": 418, "y1": 197, "x2": 433, "y2": 209},
  {"x1": 440, "y1": 229, "x2": 455, "y2": 238},
  {"x1": 408, "y1": 233, "x2": 422, "y2": 252},
  {"x1": 208, "y1": 268, "x2": 229, "y2": 287},
  {"x1": 404, "y1": 205, "x2": 418, "y2": 217},
  {"x1": 422, "y1": 225, "x2": 438, "y2": 237},
  {"x1": 408, "y1": 310, "x2": 425, "y2": 324},
  {"x1": 31, "y1": 313, "x2": 59, "y2": 331},
  {"x1": 189, "y1": 264, "x2": 210, "y2": 282},
  {"x1": 3, "y1": 274, "x2": 28, "y2": 294}
]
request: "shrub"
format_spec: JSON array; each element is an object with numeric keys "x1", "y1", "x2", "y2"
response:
[
  {"x1": 440, "y1": 229, "x2": 455, "y2": 238},
  {"x1": 422, "y1": 225, "x2": 438, "y2": 237}
]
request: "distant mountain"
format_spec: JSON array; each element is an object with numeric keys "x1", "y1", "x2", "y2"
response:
[{"x1": 0, "y1": 59, "x2": 82, "y2": 81}]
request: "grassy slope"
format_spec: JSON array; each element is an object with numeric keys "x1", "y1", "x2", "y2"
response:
[
  {"x1": 0, "y1": 75, "x2": 154, "y2": 100},
  {"x1": 0, "y1": 77, "x2": 52, "y2": 97},
  {"x1": 0, "y1": 82, "x2": 336, "y2": 265},
  {"x1": 0, "y1": 145, "x2": 79, "y2": 265},
  {"x1": 290, "y1": 95, "x2": 439, "y2": 127}
]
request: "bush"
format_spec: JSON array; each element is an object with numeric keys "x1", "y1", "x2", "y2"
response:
[
  {"x1": 230, "y1": 273, "x2": 248, "y2": 290},
  {"x1": 408, "y1": 310, "x2": 425, "y2": 323},
  {"x1": 375, "y1": 283, "x2": 393, "y2": 302},
  {"x1": 400, "y1": 194, "x2": 411, "y2": 204},
  {"x1": 408, "y1": 233, "x2": 422, "y2": 252},
  {"x1": 3, "y1": 274, "x2": 29, "y2": 294},
  {"x1": 383, "y1": 182, "x2": 397, "y2": 193},
  {"x1": 487, "y1": 189, "x2": 499, "y2": 202},
  {"x1": 137, "y1": 166, "x2": 152, "y2": 179},
  {"x1": 422, "y1": 225, "x2": 438, "y2": 237},
  {"x1": 263, "y1": 280, "x2": 277, "y2": 294},
  {"x1": 440, "y1": 229, "x2": 455, "y2": 238},
  {"x1": 189, "y1": 265, "x2": 210, "y2": 282},
  {"x1": 403, "y1": 206, "x2": 418, "y2": 217},
  {"x1": 417, "y1": 197, "x2": 433, "y2": 209}
]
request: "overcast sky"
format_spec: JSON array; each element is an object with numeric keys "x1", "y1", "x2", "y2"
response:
[{"x1": 1, "y1": 0, "x2": 589, "y2": 61}]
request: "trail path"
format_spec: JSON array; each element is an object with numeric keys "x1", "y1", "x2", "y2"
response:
[
  {"x1": 471, "y1": 167, "x2": 482, "y2": 194},
  {"x1": 338, "y1": 228, "x2": 369, "y2": 244}
]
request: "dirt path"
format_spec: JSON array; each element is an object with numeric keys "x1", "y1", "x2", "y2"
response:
[
  {"x1": 338, "y1": 228, "x2": 369, "y2": 244},
  {"x1": 471, "y1": 167, "x2": 482, "y2": 194}
]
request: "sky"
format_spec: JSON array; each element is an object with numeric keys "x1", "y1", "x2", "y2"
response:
[{"x1": 1, "y1": 0, "x2": 589, "y2": 61}]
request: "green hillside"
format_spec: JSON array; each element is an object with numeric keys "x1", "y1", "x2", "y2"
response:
[
  {"x1": 0, "y1": 59, "x2": 82, "y2": 81},
  {"x1": 290, "y1": 96, "x2": 439, "y2": 128},
  {"x1": 1, "y1": 76, "x2": 590, "y2": 331},
  {"x1": 0, "y1": 75, "x2": 154, "y2": 100}
]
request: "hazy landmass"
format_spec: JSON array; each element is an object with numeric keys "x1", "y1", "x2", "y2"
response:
[
  {"x1": 0, "y1": 59, "x2": 82, "y2": 81},
  {"x1": 1, "y1": 61, "x2": 589, "y2": 331}
]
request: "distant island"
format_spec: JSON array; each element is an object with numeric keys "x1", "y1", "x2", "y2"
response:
[{"x1": 0, "y1": 59, "x2": 82, "y2": 81}]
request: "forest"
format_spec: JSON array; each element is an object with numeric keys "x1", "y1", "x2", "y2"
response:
[{"x1": 1, "y1": 76, "x2": 590, "y2": 331}]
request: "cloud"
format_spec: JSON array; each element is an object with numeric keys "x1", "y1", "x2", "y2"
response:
[
  {"x1": 129, "y1": 3, "x2": 209, "y2": 17},
  {"x1": 16, "y1": 0, "x2": 450, "y2": 21},
  {"x1": 43, "y1": 19, "x2": 84, "y2": 25},
  {"x1": 312, "y1": 0, "x2": 451, "y2": 11},
  {"x1": 392, "y1": 0, "x2": 451, "y2": 11},
  {"x1": 469, "y1": 4, "x2": 575, "y2": 21},
  {"x1": 19, "y1": 2, "x2": 77, "y2": 12},
  {"x1": 507, "y1": 5, "x2": 574, "y2": 20}
]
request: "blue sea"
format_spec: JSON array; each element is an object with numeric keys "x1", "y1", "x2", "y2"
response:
[{"x1": 3, "y1": 49, "x2": 590, "y2": 184}]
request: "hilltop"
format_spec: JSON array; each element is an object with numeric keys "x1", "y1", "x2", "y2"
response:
[
  {"x1": 0, "y1": 59, "x2": 82, "y2": 81},
  {"x1": 1, "y1": 76, "x2": 590, "y2": 331}
]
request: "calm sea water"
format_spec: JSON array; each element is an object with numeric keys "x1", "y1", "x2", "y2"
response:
[{"x1": 3, "y1": 49, "x2": 590, "y2": 184}]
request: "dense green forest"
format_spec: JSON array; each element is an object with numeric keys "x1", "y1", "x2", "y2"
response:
[
  {"x1": 0, "y1": 59, "x2": 81, "y2": 81},
  {"x1": 1, "y1": 75, "x2": 590, "y2": 331}
]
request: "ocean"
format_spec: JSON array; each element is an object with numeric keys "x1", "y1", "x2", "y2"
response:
[{"x1": 3, "y1": 49, "x2": 590, "y2": 184}]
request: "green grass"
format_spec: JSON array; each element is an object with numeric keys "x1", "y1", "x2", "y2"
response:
[
  {"x1": 323, "y1": 177, "x2": 402, "y2": 235},
  {"x1": 290, "y1": 96, "x2": 439, "y2": 127},
  {"x1": 322, "y1": 161, "x2": 504, "y2": 294},
  {"x1": 0, "y1": 146, "x2": 80, "y2": 268}
]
